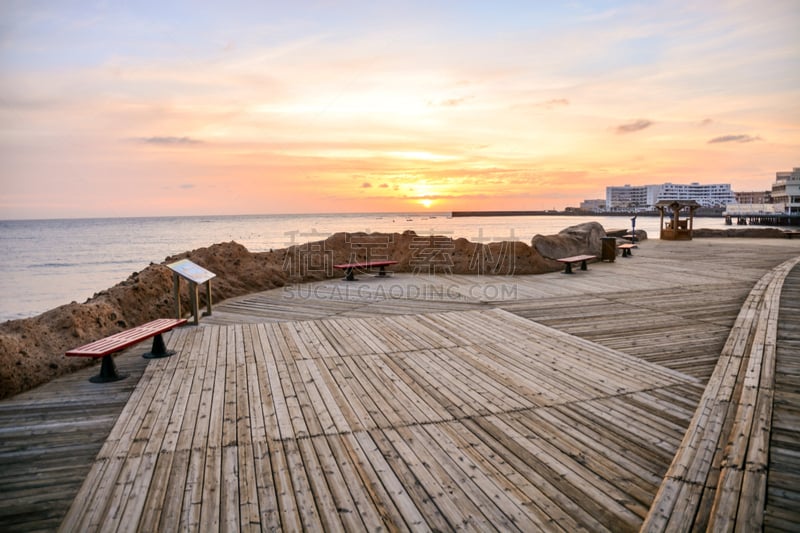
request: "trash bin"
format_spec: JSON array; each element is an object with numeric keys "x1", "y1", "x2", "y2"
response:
[{"x1": 601, "y1": 237, "x2": 617, "y2": 262}]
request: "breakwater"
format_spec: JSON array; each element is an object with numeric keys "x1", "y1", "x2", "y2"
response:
[
  {"x1": 725, "y1": 214, "x2": 800, "y2": 227},
  {"x1": 451, "y1": 210, "x2": 654, "y2": 217}
]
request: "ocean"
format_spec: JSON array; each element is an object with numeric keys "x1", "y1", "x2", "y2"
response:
[{"x1": 0, "y1": 212, "x2": 733, "y2": 322}]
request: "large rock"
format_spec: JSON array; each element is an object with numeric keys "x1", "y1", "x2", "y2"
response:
[
  {"x1": 531, "y1": 222, "x2": 606, "y2": 260},
  {"x1": 606, "y1": 228, "x2": 648, "y2": 241}
]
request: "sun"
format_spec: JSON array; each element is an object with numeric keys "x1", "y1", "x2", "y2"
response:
[{"x1": 419, "y1": 198, "x2": 434, "y2": 208}]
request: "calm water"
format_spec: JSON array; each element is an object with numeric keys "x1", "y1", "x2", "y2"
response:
[{"x1": 0, "y1": 213, "x2": 732, "y2": 322}]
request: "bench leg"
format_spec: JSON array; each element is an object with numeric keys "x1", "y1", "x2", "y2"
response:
[
  {"x1": 580, "y1": 260, "x2": 588, "y2": 271},
  {"x1": 344, "y1": 268, "x2": 355, "y2": 281},
  {"x1": 143, "y1": 333, "x2": 176, "y2": 359},
  {"x1": 89, "y1": 354, "x2": 127, "y2": 383},
  {"x1": 563, "y1": 262, "x2": 573, "y2": 274},
  {"x1": 377, "y1": 265, "x2": 387, "y2": 276}
]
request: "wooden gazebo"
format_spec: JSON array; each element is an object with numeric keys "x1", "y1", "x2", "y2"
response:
[{"x1": 655, "y1": 200, "x2": 701, "y2": 240}]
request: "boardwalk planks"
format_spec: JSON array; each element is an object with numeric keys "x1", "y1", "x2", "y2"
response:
[
  {"x1": 2, "y1": 239, "x2": 798, "y2": 531},
  {"x1": 57, "y1": 307, "x2": 707, "y2": 531}
]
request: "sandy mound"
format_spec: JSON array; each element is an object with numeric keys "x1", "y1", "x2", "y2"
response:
[{"x1": 1, "y1": 225, "x2": 605, "y2": 399}]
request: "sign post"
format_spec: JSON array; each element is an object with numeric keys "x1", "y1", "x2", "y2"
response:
[{"x1": 166, "y1": 259, "x2": 216, "y2": 325}]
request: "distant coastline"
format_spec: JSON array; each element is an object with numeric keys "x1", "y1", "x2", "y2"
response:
[{"x1": 451, "y1": 210, "x2": 724, "y2": 218}]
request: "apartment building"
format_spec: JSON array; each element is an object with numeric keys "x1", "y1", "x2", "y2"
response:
[
  {"x1": 606, "y1": 182, "x2": 736, "y2": 210},
  {"x1": 735, "y1": 190, "x2": 772, "y2": 204},
  {"x1": 771, "y1": 167, "x2": 800, "y2": 214}
]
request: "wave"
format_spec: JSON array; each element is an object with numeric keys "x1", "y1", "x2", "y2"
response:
[
  {"x1": 28, "y1": 262, "x2": 78, "y2": 268},
  {"x1": 29, "y1": 259, "x2": 142, "y2": 269}
]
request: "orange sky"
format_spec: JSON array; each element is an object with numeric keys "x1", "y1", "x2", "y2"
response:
[{"x1": 1, "y1": 1, "x2": 798, "y2": 219}]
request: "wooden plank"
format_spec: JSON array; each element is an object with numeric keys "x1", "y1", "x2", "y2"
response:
[
  {"x1": 180, "y1": 326, "x2": 220, "y2": 531},
  {"x1": 235, "y1": 326, "x2": 260, "y2": 532},
  {"x1": 252, "y1": 325, "x2": 303, "y2": 530},
  {"x1": 198, "y1": 325, "x2": 229, "y2": 533}
]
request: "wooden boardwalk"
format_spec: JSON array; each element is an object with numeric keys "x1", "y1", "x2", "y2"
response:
[
  {"x1": 0, "y1": 352, "x2": 150, "y2": 531},
  {"x1": 59, "y1": 309, "x2": 703, "y2": 532},
  {"x1": 766, "y1": 260, "x2": 800, "y2": 529},
  {"x1": 642, "y1": 256, "x2": 800, "y2": 531},
  {"x1": 0, "y1": 237, "x2": 798, "y2": 531}
]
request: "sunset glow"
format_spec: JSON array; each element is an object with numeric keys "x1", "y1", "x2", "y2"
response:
[{"x1": 1, "y1": 1, "x2": 798, "y2": 219}]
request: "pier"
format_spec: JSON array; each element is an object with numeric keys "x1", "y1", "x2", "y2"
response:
[
  {"x1": 1, "y1": 238, "x2": 799, "y2": 531},
  {"x1": 725, "y1": 213, "x2": 800, "y2": 227}
]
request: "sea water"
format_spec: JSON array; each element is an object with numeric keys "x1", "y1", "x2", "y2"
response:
[{"x1": 0, "y1": 213, "x2": 732, "y2": 322}]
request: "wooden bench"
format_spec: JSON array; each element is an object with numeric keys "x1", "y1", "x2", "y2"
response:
[
  {"x1": 617, "y1": 243, "x2": 636, "y2": 257},
  {"x1": 66, "y1": 318, "x2": 188, "y2": 383},
  {"x1": 556, "y1": 254, "x2": 596, "y2": 274},
  {"x1": 333, "y1": 260, "x2": 398, "y2": 281}
]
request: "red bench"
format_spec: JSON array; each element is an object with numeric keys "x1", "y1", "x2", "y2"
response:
[
  {"x1": 333, "y1": 260, "x2": 398, "y2": 281},
  {"x1": 66, "y1": 318, "x2": 187, "y2": 383},
  {"x1": 556, "y1": 254, "x2": 597, "y2": 274}
]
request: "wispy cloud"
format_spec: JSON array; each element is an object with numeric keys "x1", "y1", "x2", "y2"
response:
[
  {"x1": 538, "y1": 98, "x2": 570, "y2": 109},
  {"x1": 707, "y1": 134, "x2": 762, "y2": 144},
  {"x1": 428, "y1": 96, "x2": 473, "y2": 107},
  {"x1": 361, "y1": 182, "x2": 372, "y2": 188},
  {"x1": 615, "y1": 119, "x2": 653, "y2": 134},
  {"x1": 135, "y1": 136, "x2": 202, "y2": 145}
]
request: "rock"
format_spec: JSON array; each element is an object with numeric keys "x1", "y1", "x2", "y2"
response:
[
  {"x1": 606, "y1": 228, "x2": 648, "y2": 241},
  {"x1": 531, "y1": 222, "x2": 606, "y2": 260}
]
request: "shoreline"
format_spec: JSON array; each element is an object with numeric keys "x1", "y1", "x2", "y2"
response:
[
  {"x1": 451, "y1": 210, "x2": 800, "y2": 228},
  {"x1": 451, "y1": 209, "x2": 724, "y2": 217}
]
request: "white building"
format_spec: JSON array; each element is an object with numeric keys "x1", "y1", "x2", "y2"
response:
[
  {"x1": 606, "y1": 182, "x2": 736, "y2": 211},
  {"x1": 605, "y1": 185, "x2": 649, "y2": 210},
  {"x1": 771, "y1": 167, "x2": 800, "y2": 215},
  {"x1": 579, "y1": 199, "x2": 606, "y2": 211}
]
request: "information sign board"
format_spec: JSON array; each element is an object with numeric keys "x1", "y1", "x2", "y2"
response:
[
  {"x1": 167, "y1": 259, "x2": 216, "y2": 284},
  {"x1": 166, "y1": 259, "x2": 216, "y2": 324}
]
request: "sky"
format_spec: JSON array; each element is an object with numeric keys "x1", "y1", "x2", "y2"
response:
[{"x1": 1, "y1": 0, "x2": 798, "y2": 218}]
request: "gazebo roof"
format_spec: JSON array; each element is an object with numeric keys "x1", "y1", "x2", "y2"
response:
[{"x1": 654, "y1": 199, "x2": 701, "y2": 209}]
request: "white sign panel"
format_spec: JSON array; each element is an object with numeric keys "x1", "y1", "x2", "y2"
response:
[{"x1": 167, "y1": 259, "x2": 216, "y2": 284}]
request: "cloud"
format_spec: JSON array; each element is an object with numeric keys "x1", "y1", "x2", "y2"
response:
[
  {"x1": 700, "y1": 118, "x2": 713, "y2": 126},
  {"x1": 538, "y1": 98, "x2": 570, "y2": 109},
  {"x1": 179, "y1": 183, "x2": 195, "y2": 189},
  {"x1": 135, "y1": 136, "x2": 202, "y2": 145},
  {"x1": 379, "y1": 183, "x2": 389, "y2": 188},
  {"x1": 615, "y1": 119, "x2": 653, "y2": 134},
  {"x1": 428, "y1": 96, "x2": 473, "y2": 107},
  {"x1": 361, "y1": 182, "x2": 372, "y2": 188},
  {"x1": 707, "y1": 134, "x2": 762, "y2": 144}
]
